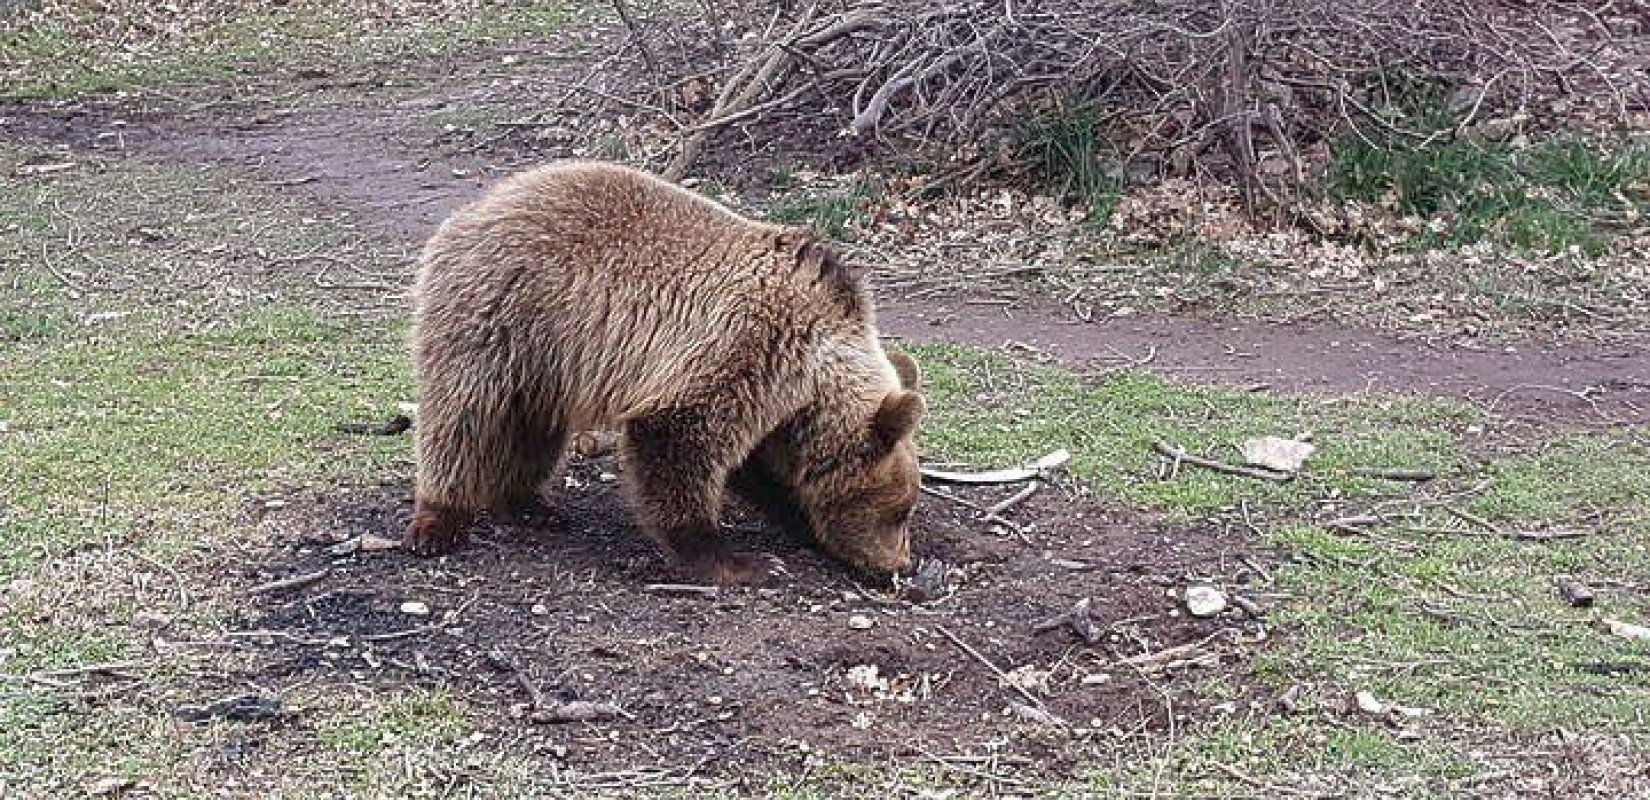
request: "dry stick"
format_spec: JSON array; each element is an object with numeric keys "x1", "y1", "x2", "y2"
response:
[
  {"x1": 1444, "y1": 505, "x2": 1502, "y2": 535},
  {"x1": 609, "y1": 0, "x2": 659, "y2": 79},
  {"x1": 984, "y1": 482, "x2": 1040, "y2": 522},
  {"x1": 240, "y1": 568, "x2": 330, "y2": 596},
  {"x1": 489, "y1": 648, "x2": 549, "y2": 712},
  {"x1": 1350, "y1": 467, "x2": 1437, "y2": 482},
  {"x1": 935, "y1": 625, "x2": 1054, "y2": 717},
  {"x1": 1151, "y1": 439, "x2": 1293, "y2": 483},
  {"x1": 643, "y1": 583, "x2": 720, "y2": 598}
]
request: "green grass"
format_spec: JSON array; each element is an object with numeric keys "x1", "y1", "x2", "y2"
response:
[
  {"x1": 767, "y1": 173, "x2": 882, "y2": 240},
  {"x1": 904, "y1": 342, "x2": 1650, "y2": 793},
  {"x1": 909, "y1": 343, "x2": 1474, "y2": 517},
  {"x1": 0, "y1": 303, "x2": 411, "y2": 578},
  {"x1": 1, "y1": 132, "x2": 1646, "y2": 796},
  {"x1": 1329, "y1": 131, "x2": 1649, "y2": 255},
  {"x1": 1013, "y1": 101, "x2": 1121, "y2": 224},
  {"x1": 0, "y1": 0, "x2": 571, "y2": 98}
]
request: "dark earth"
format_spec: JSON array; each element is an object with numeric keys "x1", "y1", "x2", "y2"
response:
[{"x1": 227, "y1": 454, "x2": 1256, "y2": 782}]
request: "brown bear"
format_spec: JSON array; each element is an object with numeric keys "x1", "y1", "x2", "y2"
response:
[{"x1": 405, "y1": 160, "x2": 925, "y2": 584}]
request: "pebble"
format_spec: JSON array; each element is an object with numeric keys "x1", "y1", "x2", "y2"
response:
[
  {"x1": 530, "y1": 603, "x2": 549, "y2": 616},
  {"x1": 1184, "y1": 584, "x2": 1228, "y2": 617},
  {"x1": 131, "y1": 610, "x2": 172, "y2": 629},
  {"x1": 847, "y1": 614, "x2": 874, "y2": 630},
  {"x1": 399, "y1": 601, "x2": 431, "y2": 616}
]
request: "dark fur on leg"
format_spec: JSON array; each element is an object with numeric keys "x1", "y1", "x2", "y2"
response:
[
  {"x1": 728, "y1": 455, "x2": 810, "y2": 539},
  {"x1": 405, "y1": 497, "x2": 474, "y2": 556},
  {"x1": 623, "y1": 407, "x2": 772, "y2": 585}
]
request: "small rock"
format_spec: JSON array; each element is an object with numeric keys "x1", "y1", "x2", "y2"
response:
[
  {"x1": 360, "y1": 533, "x2": 400, "y2": 552},
  {"x1": 845, "y1": 664, "x2": 888, "y2": 692},
  {"x1": 1068, "y1": 597, "x2": 1102, "y2": 644},
  {"x1": 847, "y1": 614, "x2": 874, "y2": 630},
  {"x1": 1276, "y1": 683, "x2": 1304, "y2": 712},
  {"x1": 530, "y1": 603, "x2": 549, "y2": 616},
  {"x1": 131, "y1": 610, "x2": 172, "y2": 629},
  {"x1": 88, "y1": 777, "x2": 136, "y2": 796},
  {"x1": 1184, "y1": 584, "x2": 1228, "y2": 617},
  {"x1": 1558, "y1": 579, "x2": 1595, "y2": 608},
  {"x1": 400, "y1": 601, "x2": 431, "y2": 616},
  {"x1": 1239, "y1": 435, "x2": 1315, "y2": 474},
  {"x1": 1355, "y1": 690, "x2": 1429, "y2": 718},
  {"x1": 906, "y1": 558, "x2": 949, "y2": 602}
]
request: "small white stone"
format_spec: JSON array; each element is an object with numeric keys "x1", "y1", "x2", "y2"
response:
[
  {"x1": 847, "y1": 614, "x2": 874, "y2": 630},
  {"x1": 399, "y1": 601, "x2": 431, "y2": 616},
  {"x1": 845, "y1": 664, "x2": 887, "y2": 692},
  {"x1": 530, "y1": 603, "x2": 549, "y2": 616},
  {"x1": 1184, "y1": 585, "x2": 1227, "y2": 617}
]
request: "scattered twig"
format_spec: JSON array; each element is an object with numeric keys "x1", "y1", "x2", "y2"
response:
[
  {"x1": 239, "y1": 568, "x2": 330, "y2": 596},
  {"x1": 983, "y1": 482, "x2": 1040, "y2": 525},
  {"x1": 1349, "y1": 467, "x2": 1438, "y2": 482},
  {"x1": 936, "y1": 625, "x2": 1061, "y2": 722},
  {"x1": 643, "y1": 583, "x2": 720, "y2": 598},
  {"x1": 1152, "y1": 439, "x2": 1293, "y2": 483}
]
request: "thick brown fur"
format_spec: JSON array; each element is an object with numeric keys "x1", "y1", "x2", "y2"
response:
[{"x1": 407, "y1": 160, "x2": 925, "y2": 584}]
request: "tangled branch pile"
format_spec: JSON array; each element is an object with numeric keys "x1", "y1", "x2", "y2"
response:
[{"x1": 609, "y1": 0, "x2": 1648, "y2": 193}]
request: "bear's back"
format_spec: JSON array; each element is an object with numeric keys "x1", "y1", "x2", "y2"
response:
[{"x1": 414, "y1": 161, "x2": 875, "y2": 424}]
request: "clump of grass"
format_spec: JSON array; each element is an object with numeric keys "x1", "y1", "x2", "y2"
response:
[
  {"x1": 1326, "y1": 82, "x2": 1649, "y2": 254},
  {"x1": 1013, "y1": 101, "x2": 1120, "y2": 224},
  {"x1": 767, "y1": 173, "x2": 882, "y2": 240}
]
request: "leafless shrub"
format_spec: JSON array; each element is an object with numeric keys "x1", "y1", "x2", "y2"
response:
[{"x1": 592, "y1": 0, "x2": 1648, "y2": 196}]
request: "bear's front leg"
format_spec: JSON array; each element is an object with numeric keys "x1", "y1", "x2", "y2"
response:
[{"x1": 622, "y1": 407, "x2": 771, "y2": 585}]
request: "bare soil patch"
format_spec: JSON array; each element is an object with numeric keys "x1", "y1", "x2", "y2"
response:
[
  {"x1": 221, "y1": 454, "x2": 1256, "y2": 783},
  {"x1": 883, "y1": 295, "x2": 1650, "y2": 426}
]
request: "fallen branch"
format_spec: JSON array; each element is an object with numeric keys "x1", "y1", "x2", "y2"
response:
[
  {"x1": 982, "y1": 482, "x2": 1041, "y2": 527},
  {"x1": 921, "y1": 449, "x2": 1071, "y2": 485}
]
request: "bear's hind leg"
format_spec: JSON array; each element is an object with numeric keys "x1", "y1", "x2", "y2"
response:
[
  {"x1": 406, "y1": 381, "x2": 567, "y2": 556},
  {"x1": 622, "y1": 407, "x2": 771, "y2": 585}
]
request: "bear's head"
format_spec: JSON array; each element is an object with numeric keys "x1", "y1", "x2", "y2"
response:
[{"x1": 804, "y1": 351, "x2": 925, "y2": 577}]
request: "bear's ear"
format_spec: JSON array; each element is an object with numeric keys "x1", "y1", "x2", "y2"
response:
[
  {"x1": 872, "y1": 390, "x2": 925, "y2": 450},
  {"x1": 888, "y1": 350, "x2": 920, "y2": 390}
]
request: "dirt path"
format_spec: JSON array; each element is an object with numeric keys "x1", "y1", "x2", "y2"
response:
[{"x1": 10, "y1": 100, "x2": 1649, "y2": 425}]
